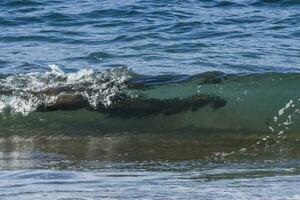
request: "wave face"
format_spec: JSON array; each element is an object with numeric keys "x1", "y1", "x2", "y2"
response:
[{"x1": 0, "y1": 66, "x2": 300, "y2": 136}]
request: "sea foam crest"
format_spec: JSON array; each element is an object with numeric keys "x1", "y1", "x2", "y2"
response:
[{"x1": 0, "y1": 65, "x2": 130, "y2": 115}]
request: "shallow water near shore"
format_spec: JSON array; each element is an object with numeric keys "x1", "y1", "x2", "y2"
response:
[{"x1": 0, "y1": 134, "x2": 300, "y2": 200}]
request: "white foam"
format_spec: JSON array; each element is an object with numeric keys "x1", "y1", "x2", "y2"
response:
[{"x1": 0, "y1": 65, "x2": 130, "y2": 115}]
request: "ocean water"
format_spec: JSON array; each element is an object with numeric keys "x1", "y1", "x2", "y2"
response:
[
  {"x1": 1, "y1": 0, "x2": 300, "y2": 199},
  {"x1": 1, "y1": 0, "x2": 300, "y2": 74}
]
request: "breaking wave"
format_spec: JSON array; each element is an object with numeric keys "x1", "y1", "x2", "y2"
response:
[
  {"x1": 0, "y1": 65, "x2": 300, "y2": 137},
  {"x1": 0, "y1": 65, "x2": 130, "y2": 115}
]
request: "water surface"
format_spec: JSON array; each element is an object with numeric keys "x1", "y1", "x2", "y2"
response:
[{"x1": 0, "y1": 0, "x2": 300, "y2": 199}]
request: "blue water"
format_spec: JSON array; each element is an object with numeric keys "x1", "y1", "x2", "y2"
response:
[
  {"x1": 1, "y1": 0, "x2": 300, "y2": 199},
  {"x1": 0, "y1": 0, "x2": 299, "y2": 75}
]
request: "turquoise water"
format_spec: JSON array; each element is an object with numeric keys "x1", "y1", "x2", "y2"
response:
[{"x1": 1, "y1": 0, "x2": 300, "y2": 199}]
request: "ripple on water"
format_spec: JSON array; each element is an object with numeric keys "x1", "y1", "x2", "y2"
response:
[{"x1": 0, "y1": 0, "x2": 299, "y2": 74}]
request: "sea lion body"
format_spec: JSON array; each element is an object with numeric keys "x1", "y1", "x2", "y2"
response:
[{"x1": 37, "y1": 92, "x2": 226, "y2": 117}]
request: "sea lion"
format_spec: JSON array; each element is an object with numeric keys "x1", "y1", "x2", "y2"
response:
[
  {"x1": 0, "y1": 71, "x2": 227, "y2": 116},
  {"x1": 30, "y1": 71, "x2": 228, "y2": 116},
  {"x1": 126, "y1": 71, "x2": 226, "y2": 89},
  {"x1": 37, "y1": 92, "x2": 226, "y2": 117}
]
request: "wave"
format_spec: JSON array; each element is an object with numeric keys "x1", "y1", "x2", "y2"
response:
[
  {"x1": 0, "y1": 65, "x2": 130, "y2": 115},
  {"x1": 0, "y1": 65, "x2": 300, "y2": 136}
]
